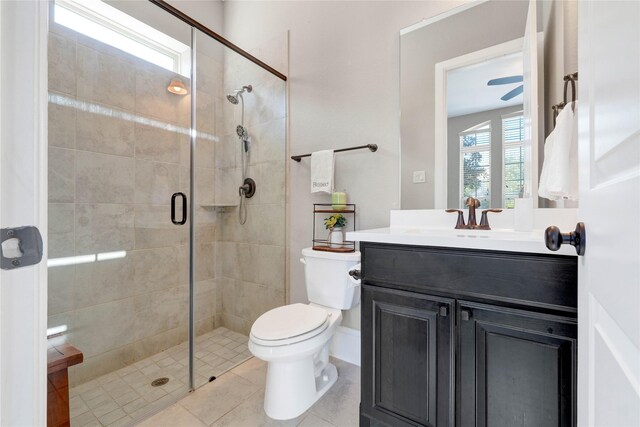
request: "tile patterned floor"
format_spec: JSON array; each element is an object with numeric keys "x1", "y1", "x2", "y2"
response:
[
  {"x1": 137, "y1": 357, "x2": 361, "y2": 427},
  {"x1": 69, "y1": 327, "x2": 252, "y2": 427}
]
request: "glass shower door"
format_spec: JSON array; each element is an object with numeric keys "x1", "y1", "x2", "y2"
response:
[{"x1": 47, "y1": 2, "x2": 194, "y2": 424}]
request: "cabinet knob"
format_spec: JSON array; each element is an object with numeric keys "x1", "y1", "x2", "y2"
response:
[
  {"x1": 461, "y1": 309, "x2": 471, "y2": 321},
  {"x1": 439, "y1": 306, "x2": 448, "y2": 317}
]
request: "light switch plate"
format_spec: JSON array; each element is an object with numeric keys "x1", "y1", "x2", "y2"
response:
[{"x1": 413, "y1": 170, "x2": 426, "y2": 183}]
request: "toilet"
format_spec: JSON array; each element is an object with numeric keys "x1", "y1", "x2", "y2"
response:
[{"x1": 248, "y1": 247, "x2": 361, "y2": 420}]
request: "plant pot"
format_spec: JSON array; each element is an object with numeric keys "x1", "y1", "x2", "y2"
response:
[{"x1": 328, "y1": 227, "x2": 344, "y2": 248}]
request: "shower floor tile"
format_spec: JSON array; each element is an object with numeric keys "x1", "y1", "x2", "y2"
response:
[{"x1": 69, "y1": 327, "x2": 252, "y2": 427}]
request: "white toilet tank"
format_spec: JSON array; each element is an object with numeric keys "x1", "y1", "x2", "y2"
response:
[{"x1": 301, "y1": 247, "x2": 361, "y2": 310}]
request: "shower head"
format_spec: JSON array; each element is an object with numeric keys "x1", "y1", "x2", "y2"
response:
[
  {"x1": 236, "y1": 124, "x2": 249, "y2": 141},
  {"x1": 226, "y1": 85, "x2": 253, "y2": 105},
  {"x1": 237, "y1": 125, "x2": 250, "y2": 153}
]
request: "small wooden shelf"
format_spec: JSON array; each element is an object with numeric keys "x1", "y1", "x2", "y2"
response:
[
  {"x1": 314, "y1": 209, "x2": 355, "y2": 214},
  {"x1": 312, "y1": 245, "x2": 356, "y2": 253},
  {"x1": 313, "y1": 204, "x2": 356, "y2": 253}
]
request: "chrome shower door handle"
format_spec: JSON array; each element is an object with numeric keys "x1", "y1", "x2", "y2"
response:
[{"x1": 171, "y1": 192, "x2": 187, "y2": 225}]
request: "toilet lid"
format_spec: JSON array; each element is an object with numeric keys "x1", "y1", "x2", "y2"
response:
[{"x1": 251, "y1": 303, "x2": 329, "y2": 341}]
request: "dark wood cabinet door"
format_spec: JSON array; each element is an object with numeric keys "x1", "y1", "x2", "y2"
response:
[
  {"x1": 361, "y1": 285, "x2": 454, "y2": 427},
  {"x1": 458, "y1": 301, "x2": 577, "y2": 427}
]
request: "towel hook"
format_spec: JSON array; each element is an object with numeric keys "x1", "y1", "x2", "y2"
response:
[
  {"x1": 553, "y1": 72, "x2": 579, "y2": 127},
  {"x1": 552, "y1": 102, "x2": 566, "y2": 127},
  {"x1": 563, "y1": 72, "x2": 578, "y2": 112}
]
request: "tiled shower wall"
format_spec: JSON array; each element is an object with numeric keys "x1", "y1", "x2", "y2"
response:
[
  {"x1": 214, "y1": 36, "x2": 288, "y2": 335},
  {"x1": 47, "y1": 23, "x2": 221, "y2": 386}
]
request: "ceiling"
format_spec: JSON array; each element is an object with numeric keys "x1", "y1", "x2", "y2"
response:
[{"x1": 447, "y1": 52, "x2": 523, "y2": 118}]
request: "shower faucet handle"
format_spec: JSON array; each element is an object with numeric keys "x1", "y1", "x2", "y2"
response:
[{"x1": 238, "y1": 178, "x2": 256, "y2": 198}]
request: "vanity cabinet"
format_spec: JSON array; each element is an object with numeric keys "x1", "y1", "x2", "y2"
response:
[
  {"x1": 360, "y1": 242, "x2": 577, "y2": 427},
  {"x1": 457, "y1": 302, "x2": 576, "y2": 427},
  {"x1": 361, "y1": 287, "x2": 454, "y2": 427}
]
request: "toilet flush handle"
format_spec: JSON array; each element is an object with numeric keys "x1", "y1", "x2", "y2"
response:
[{"x1": 348, "y1": 264, "x2": 362, "y2": 286}]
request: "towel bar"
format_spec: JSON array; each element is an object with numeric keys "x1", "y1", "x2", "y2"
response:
[{"x1": 291, "y1": 144, "x2": 378, "y2": 162}]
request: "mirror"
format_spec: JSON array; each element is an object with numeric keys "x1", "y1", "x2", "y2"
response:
[
  {"x1": 400, "y1": 0, "x2": 578, "y2": 209},
  {"x1": 445, "y1": 49, "x2": 525, "y2": 209}
]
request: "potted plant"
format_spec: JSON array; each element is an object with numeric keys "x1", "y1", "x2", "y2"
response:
[{"x1": 324, "y1": 213, "x2": 347, "y2": 248}]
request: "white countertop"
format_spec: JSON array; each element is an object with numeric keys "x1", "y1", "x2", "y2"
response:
[
  {"x1": 346, "y1": 207, "x2": 579, "y2": 256},
  {"x1": 346, "y1": 227, "x2": 577, "y2": 256}
]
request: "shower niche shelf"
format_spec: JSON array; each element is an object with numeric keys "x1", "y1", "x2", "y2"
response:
[
  {"x1": 200, "y1": 204, "x2": 238, "y2": 207},
  {"x1": 200, "y1": 203, "x2": 238, "y2": 213},
  {"x1": 312, "y1": 203, "x2": 356, "y2": 253}
]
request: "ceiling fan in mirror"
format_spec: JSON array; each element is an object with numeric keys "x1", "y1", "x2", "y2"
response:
[{"x1": 487, "y1": 75, "x2": 523, "y2": 101}]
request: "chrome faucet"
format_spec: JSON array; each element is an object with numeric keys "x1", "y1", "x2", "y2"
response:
[{"x1": 446, "y1": 197, "x2": 502, "y2": 230}]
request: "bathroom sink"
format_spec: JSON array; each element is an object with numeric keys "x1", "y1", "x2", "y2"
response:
[
  {"x1": 398, "y1": 227, "x2": 538, "y2": 239},
  {"x1": 346, "y1": 227, "x2": 574, "y2": 256}
]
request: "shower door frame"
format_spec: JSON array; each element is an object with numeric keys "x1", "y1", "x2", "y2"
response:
[{"x1": 188, "y1": 27, "x2": 196, "y2": 390}]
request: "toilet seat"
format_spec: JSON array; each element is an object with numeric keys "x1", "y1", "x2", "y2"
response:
[{"x1": 250, "y1": 303, "x2": 331, "y2": 347}]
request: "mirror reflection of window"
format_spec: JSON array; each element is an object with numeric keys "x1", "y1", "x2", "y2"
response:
[
  {"x1": 446, "y1": 49, "x2": 524, "y2": 210},
  {"x1": 459, "y1": 121, "x2": 491, "y2": 208},
  {"x1": 399, "y1": 0, "x2": 537, "y2": 210},
  {"x1": 502, "y1": 113, "x2": 525, "y2": 208}
]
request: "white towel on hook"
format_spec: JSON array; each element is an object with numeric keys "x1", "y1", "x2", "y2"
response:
[
  {"x1": 539, "y1": 101, "x2": 579, "y2": 201},
  {"x1": 310, "y1": 150, "x2": 334, "y2": 194}
]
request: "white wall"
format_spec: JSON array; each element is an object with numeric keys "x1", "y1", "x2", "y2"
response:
[
  {"x1": 542, "y1": 0, "x2": 578, "y2": 139},
  {"x1": 166, "y1": 0, "x2": 224, "y2": 32},
  {"x1": 223, "y1": 1, "x2": 467, "y2": 329}
]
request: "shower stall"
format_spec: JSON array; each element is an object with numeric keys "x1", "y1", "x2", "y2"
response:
[{"x1": 47, "y1": 1, "x2": 287, "y2": 424}]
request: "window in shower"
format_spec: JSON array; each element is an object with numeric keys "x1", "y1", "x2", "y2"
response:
[{"x1": 54, "y1": 0, "x2": 190, "y2": 76}]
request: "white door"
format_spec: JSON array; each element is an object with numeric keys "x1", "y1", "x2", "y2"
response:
[
  {"x1": 577, "y1": 1, "x2": 640, "y2": 426},
  {"x1": 0, "y1": 1, "x2": 49, "y2": 426}
]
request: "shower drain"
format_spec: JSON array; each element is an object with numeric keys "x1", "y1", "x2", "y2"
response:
[{"x1": 151, "y1": 377, "x2": 170, "y2": 387}]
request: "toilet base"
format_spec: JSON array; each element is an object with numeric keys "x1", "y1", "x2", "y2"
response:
[
  {"x1": 315, "y1": 363, "x2": 338, "y2": 401},
  {"x1": 263, "y1": 360, "x2": 338, "y2": 420}
]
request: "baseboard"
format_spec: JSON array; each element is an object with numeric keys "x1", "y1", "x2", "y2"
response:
[{"x1": 330, "y1": 326, "x2": 360, "y2": 366}]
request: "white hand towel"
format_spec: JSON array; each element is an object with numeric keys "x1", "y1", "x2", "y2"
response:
[
  {"x1": 310, "y1": 150, "x2": 335, "y2": 194},
  {"x1": 539, "y1": 102, "x2": 579, "y2": 201}
]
